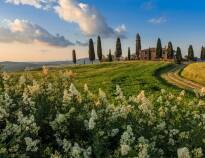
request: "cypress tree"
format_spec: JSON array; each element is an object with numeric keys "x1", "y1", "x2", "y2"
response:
[
  {"x1": 167, "y1": 41, "x2": 174, "y2": 59},
  {"x1": 136, "y1": 33, "x2": 141, "y2": 59},
  {"x1": 97, "y1": 36, "x2": 102, "y2": 62},
  {"x1": 176, "y1": 47, "x2": 182, "y2": 64},
  {"x1": 108, "y1": 49, "x2": 113, "y2": 62},
  {"x1": 201, "y1": 46, "x2": 205, "y2": 61},
  {"x1": 148, "y1": 48, "x2": 151, "y2": 60},
  {"x1": 156, "y1": 38, "x2": 162, "y2": 59},
  {"x1": 128, "y1": 47, "x2": 131, "y2": 60},
  {"x1": 89, "y1": 38, "x2": 95, "y2": 64},
  {"x1": 188, "y1": 45, "x2": 194, "y2": 61},
  {"x1": 115, "y1": 37, "x2": 122, "y2": 60},
  {"x1": 72, "y1": 49, "x2": 77, "y2": 64}
]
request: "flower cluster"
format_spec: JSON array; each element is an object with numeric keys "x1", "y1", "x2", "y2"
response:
[{"x1": 0, "y1": 70, "x2": 205, "y2": 157}]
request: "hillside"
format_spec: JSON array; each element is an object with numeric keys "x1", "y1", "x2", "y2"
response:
[{"x1": 181, "y1": 62, "x2": 205, "y2": 85}]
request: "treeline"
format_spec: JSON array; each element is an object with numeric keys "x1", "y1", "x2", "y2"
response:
[{"x1": 72, "y1": 34, "x2": 205, "y2": 64}]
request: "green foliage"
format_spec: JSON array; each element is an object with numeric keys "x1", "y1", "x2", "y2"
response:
[
  {"x1": 136, "y1": 33, "x2": 141, "y2": 58},
  {"x1": 188, "y1": 45, "x2": 194, "y2": 61},
  {"x1": 156, "y1": 38, "x2": 162, "y2": 59},
  {"x1": 167, "y1": 42, "x2": 174, "y2": 59},
  {"x1": 97, "y1": 36, "x2": 103, "y2": 62},
  {"x1": 176, "y1": 47, "x2": 182, "y2": 64},
  {"x1": 0, "y1": 68, "x2": 205, "y2": 157},
  {"x1": 108, "y1": 49, "x2": 113, "y2": 62},
  {"x1": 201, "y1": 47, "x2": 205, "y2": 61},
  {"x1": 128, "y1": 47, "x2": 131, "y2": 60},
  {"x1": 115, "y1": 37, "x2": 122, "y2": 59},
  {"x1": 89, "y1": 38, "x2": 95, "y2": 63},
  {"x1": 72, "y1": 49, "x2": 77, "y2": 64}
]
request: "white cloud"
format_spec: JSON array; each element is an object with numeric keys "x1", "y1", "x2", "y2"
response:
[
  {"x1": 5, "y1": 0, "x2": 127, "y2": 38},
  {"x1": 5, "y1": 0, "x2": 56, "y2": 10},
  {"x1": 141, "y1": 1, "x2": 155, "y2": 10},
  {"x1": 148, "y1": 17, "x2": 167, "y2": 24},
  {"x1": 55, "y1": 0, "x2": 117, "y2": 37},
  {"x1": 0, "y1": 19, "x2": 74, "y2": 47}
]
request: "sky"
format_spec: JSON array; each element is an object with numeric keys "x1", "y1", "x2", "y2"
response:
[{"x1": 0, "y1": 0, "x2": 205, "y2": 61}]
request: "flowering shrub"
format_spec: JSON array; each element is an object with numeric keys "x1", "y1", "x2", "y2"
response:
[{"x1": 0, "y1": 69, "x2": 205, "y2": 157}]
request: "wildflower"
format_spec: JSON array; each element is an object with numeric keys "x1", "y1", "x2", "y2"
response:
[
  {"x1": 110, "y1": 128, "x2": 119, "y2": 137},
  {"x1": 42, "y1": 66, "x2": 49, "y2": 76},
  {"x1": 69, "y1": 83, "x2": 82, "y2": 103},
  {"x1": 180, "y1": 90, "x2": 185, "y2": 97},
  {"x1": 28, "y1": 80, "x2": 40, "y2": 95},
  {"x1": 120, "y1": 125, "x2": 135, "y2": 156},
  {"x1": 2, "y1": 72, "x2": 9, "y2": 81},
  {"x1": 116, "y1": 85, "x2": 125, "y2": 101},
  {"x1": 84, "y1": 84, "x2": 89, "y2": 92},
  {"x1": 64, "y1": 70, "x2": 76, "y2": 79},
  {"x1": 177, "y1": 147, "x2": 190, "y2": 158},
  {"x1": 192, "y1": 148, "x2": 203, "y2": 158},
  {"x1": 161, "y1": 89, "x2": 166, "y2": 94},
  {"x1": 51, "y1": 151, "x2": 62, "y2": 158},
  {"x1": 121, "y1": 144, "x2": 130, "y2": 156},
  {"x1": 71, "y1": 143, "x2": 82, "y2": 158},
  {"x1": 137, "y1": 137, "x2": 149, "y2": 158},
  {"x1": 24, "y1": 137, "x2": 39, "y2": 152},
  {"x1": 62, "y1": 139, "x2": 71, "y2": 153},
  {"x1": 98, "y1": 88, "x2": 107, "y2": 103},
  {"x1": 88, "y1": 109, "x2": 97, "y2": 130},
  {"x1": 19, "y1": 75, "x2": 26, "y2": 85}
]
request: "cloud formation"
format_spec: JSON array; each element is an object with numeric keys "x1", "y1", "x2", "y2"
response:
[
  {"x1": 55, "y1": 0, "x2": 119, "y2": 37},
  {"x1": 5, "y1": 0, "x2": 56, "y2": 10},
  {"x1": 148, "y1": 16, "x2": 167, "y2": 24},
  {"x1": 5, "y1": 0, "x2": 127, "y2": 38},
  {"x1": 0, "y1": 19, "x2": 74, "y2": 47}
]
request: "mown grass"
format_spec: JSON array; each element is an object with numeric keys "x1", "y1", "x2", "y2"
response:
[
  {"x1": 181, "y1": 62, "x2": 205, "y2": 85},
  {"x1": 12, "y1": 61, "x2": 184, "y2": 99}
]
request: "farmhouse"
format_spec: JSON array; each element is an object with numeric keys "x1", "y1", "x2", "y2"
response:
[{"x1": 139, "y1": 48, "x2": 169, "y2": 60}]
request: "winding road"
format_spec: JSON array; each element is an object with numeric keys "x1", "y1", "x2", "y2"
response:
[{"x1": 161, "y1": 64, "x2": 204, "y2": 92}]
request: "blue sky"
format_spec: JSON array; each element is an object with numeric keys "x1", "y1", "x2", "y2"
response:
[{"x1": 0, "y1": 0, "x2": 205, "y2": 61}]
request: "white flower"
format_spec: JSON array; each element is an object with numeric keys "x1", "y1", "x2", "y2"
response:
[
  {"x1": 69, "y1": 83, "x2": 82, "y2": 103},
  {"x1": 121, "y1": 144, "x2": 130, "y2": 156},
  {"x1": 19, "y1": 75, "x2": 26, "y2": 85},
  {"x1": 192, "y1": 147, "x2": 203, "y2": 158},
  {"x1": 62, "y1": 139, "x2": 71, "y2": 153},
  {"x1": 71, "y1": 143, "x2": 82, "y2": 158},
  {"x1": 177, "y1": 147, "x2": 190, "y2": 158},
  {"x1": 88, "y1": 109, "x2": 97, "y2": 130},
  {"x1": 24, "y1": 137, "x2": 39, "y2": 152},
  {"x1": 120, "y1": 125, "x2": 135, "y2": 156},
  {"x1": 110, "y1": 128, "x2": 119, "y2": 137}
]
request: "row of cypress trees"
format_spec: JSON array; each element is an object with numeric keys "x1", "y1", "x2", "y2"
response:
[{"x1": 72, "y1": 35, "x2": 205, "y2": 64}]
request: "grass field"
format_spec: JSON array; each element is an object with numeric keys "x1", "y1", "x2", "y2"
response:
[
  {"x1": 181, "y1": 62, "x2": 205, "y2": 85},
  {"x1": 15, "y1": 61, "x2": 181, "y2": 98}
]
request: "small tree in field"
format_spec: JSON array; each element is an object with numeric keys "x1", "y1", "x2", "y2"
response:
[
  {"x1": 72, "y1": 49, "x2": 77, "y2": 64},
  {"x1": 108, "y1": 49, "x2": 113, "y2": 62},
  {"x1": 201, "y1": 46, "x2": 205, "y2": 61},
  {"x1": 89, "y1": 38, "x2": 95, "y2": 64},
  {"x1": 176, "y1": 47, "x2": 182, "y2": 64},
  {"x1": 115, "y1": 37, "x2": 122, "y2": 60},
  {"x1": 188, "y1": 45, "x2": 194, "y2": 61},
  {"x1": 128, "y1": 47, "x2": 131, "y2": 60},
  {"x1": 167, "y1": 41, "x2": 174, "y2": 59},
  {"x1": 97, "y1": 36, "x2": 102, "y2": 62},
  {"x1": 156, "y1": 38, "x2": 162, "y2": 59}
]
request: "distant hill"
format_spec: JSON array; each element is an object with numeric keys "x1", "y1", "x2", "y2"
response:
[{"x1": 0, "y1": 58, "x2": 96, "y2": 71}]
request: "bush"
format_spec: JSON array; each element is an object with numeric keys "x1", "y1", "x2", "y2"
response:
[{"x1": 0, "y1": 68, "x2": 205, "y2": 157}]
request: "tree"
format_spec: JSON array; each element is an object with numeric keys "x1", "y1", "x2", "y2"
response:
[
  {"x1": 136, "y1": 33, "x2": 141, "y2": 59},
  {"x1": 148, "y1": 48, "x2": 151, "y2": 60},
  {"x1": 156, "y1": 38, "x2": 162, "y2": 59},
  {"x1": 176, "y1": 47, "x2": 182, "y2": 64},
  {"x1": 89, "y1": 38, "x2": 95, "y2": 64},
  {"x1": 128, "y1": 47, "x2": 131, "y2": 60},
  {"x1": 115, "y1": 37, "x2": 122, "y2": 60},
  {"x1": 188, "y1": 45, "x2": 194, "y2": 61},
  {"x1": 167, "y1": 42, "x2": 174, "y2": 59},
  {"x1": 108, "y1": 49, "x2": 113, "y2": 62},
  {"x1": 201, "y1": 46, "x2": 205, "y2": 61},
  {"x1": 72, "y1": 49, "x2": 77, "y2": 64},
  {"x1": 97, "y1": 36, "x2": 103, "y2": 62}
]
